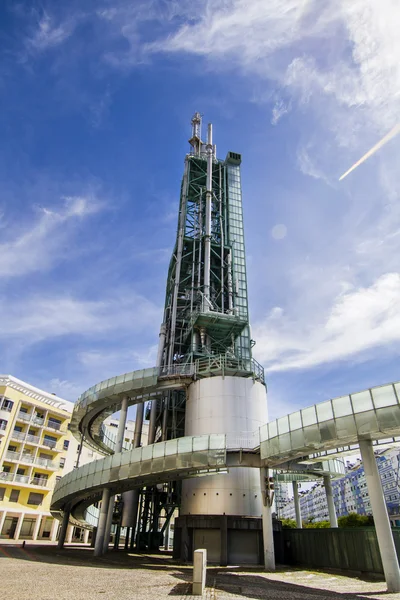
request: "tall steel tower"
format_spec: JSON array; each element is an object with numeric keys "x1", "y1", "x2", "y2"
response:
[{"x1": 137, "y1": 113, "x2": 268, "y2": 563}]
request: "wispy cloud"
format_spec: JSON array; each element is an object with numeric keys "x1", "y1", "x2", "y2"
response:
[
  {"x1": 0, "y1": 292, "x2": 159, "y2": 345},
  {"x1": 25, "y1": 10, "x2": 82, "y2": 53},
  {"x1": 0, "y1": 195, "x2": 103, "y2": 278},
  {"x1": 254, "y1": 272, "x2": 400, "y2": 372}
]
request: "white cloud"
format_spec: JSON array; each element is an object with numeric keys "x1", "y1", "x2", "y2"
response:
[
  {"x1": 0, "y1": 292, "x2": 159, "y2": 345},
  {"x1": 254, "y1": 273, "x2": 400, "y2": 372},
  {"x1": 26, "y1": 11, "x2": 81, "y2": 52},
  {"x1": 0, "y1": 195, "x2": 102, "y2": 278}
]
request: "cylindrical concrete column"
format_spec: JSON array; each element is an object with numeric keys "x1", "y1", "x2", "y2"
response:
[
  {"x1": 32, "y1": 515, "x2": 42, "y2": 541},
  {"x1": 115, "y1": 395, "x2": 129, "y2": 453},
  {"x1": 292, "y1": 481, "x2": 302, "y2": 529},
  {"x1": 359, "y1": 439, "x2": 400, "y2": 592},
  {"x1": 66, "y1": 524, "x2": 74, "y2": 544},
  {"x1": 102, "y1": 496, "x2": 115, "y2": 554},
  {"x1": 94, "y1": 488, "x2": 111, "y2": 557},
  {"x1": 260, "y1": 467, "x2": 275, "y2": 570},
  {"x1": 57, "y1": 509, "x2": 70, "y2": 549},
  {"x1": 90, "y1": 527, "x2": 97, "y2": 548},
  {"x1": 323, "y1": 475, "x2": 338, "y2": 528},
  {"x1": 83, "y1": 529, "x2": 90, "y2": 544}
]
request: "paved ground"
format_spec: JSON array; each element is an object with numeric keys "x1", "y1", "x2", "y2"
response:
[{"x1": 0, "y1": 543, "x2": 397, "y2": 600}]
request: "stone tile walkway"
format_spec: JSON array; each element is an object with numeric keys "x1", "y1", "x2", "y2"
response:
[{"x1": 0, "y1": 544, "x2": 396, "y2": 600}]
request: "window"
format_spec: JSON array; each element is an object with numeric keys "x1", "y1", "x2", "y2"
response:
[
  {"x1": 0, "y1": 487, "x2": 5, "y2": 501},
  {"x1": 8, "y1": 445, "x2": 17, "y2": 452},
  {"x1": 16, "y1": 468, "x2": 25, "y2": 475},
  {"x1": 59, "y1": 457, "x2": 66, "y2": 469},
  {"x1": 19, "y1": 407, "x2": 28, "y2": 414},
  {"x1": 2, "y1": 399, "x2": 14, "y2": 411},
  {"x1": 2, "y1": 465, "x2": 11, "y2": 473},
  {"x1": 14, "y1": 426, "x2": 23, "y2": 433},
  {"x1": 9, "y1": 489, "x2": 20, "y2": 502},
  {"x1": 0, "y1": 419, "x2": 8, "y2": 430},
  {"x1": 27, "y1": 492, "x2": 44, "y2": 506}
]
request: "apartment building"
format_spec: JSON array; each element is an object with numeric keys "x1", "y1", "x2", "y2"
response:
[
  {"x1": 281, "y1": 447, "x2": 400, "y2": 526},
  {"x1": 0, "y1": 375, "x2": 74, "y2": 541}
]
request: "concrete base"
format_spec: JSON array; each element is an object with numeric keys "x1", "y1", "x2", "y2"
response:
[{"x1": 174, "y1": 515, "x2": 279, "y2": 565}]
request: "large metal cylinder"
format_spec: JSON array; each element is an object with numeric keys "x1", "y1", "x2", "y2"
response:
[{"x1": 181, "y1": 376, "x2": 268, "y2": 516}]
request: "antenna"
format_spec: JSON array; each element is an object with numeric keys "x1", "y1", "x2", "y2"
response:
[{"x1": 189, "y1": 112, "x2": 202, "y2": 155}]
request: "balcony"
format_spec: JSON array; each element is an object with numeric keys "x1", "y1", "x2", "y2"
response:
[
  {"x1": 10, "y1": 430, "x2": 63, "y2": 452},
  {"x1": 5, "y1": 450, "x2": 59, "y2": 470},
  {"x1": 17, "y1": 411, "x2": 33, "y2": 422},
  {"x1": 0, "y1": 471, "x2": 51, "y2": 488}
]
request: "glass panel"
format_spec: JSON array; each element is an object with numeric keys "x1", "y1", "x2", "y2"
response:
[
  {"x1": 303, "y1": 424, "x2": 321, "y2": 447},
  {"x1": 376, "y1": 406, "x2": 400, "y2": 431},
  {"x1": 319, "y1": 420, "x2": 336, "y2": 443},
  {"x1": 164, "y1": 439, "x2": 178, "y2": 456},
  {"x1": 259, "y1": 424, "x2": 269, "y2": 441},
  {"x1": 193, "y1": 436, "x2": 209, "y2": 452},
  {"x1": 178, "y1": 437, "x2": 193, "y2": 453},
  {"x1": 316, "y1": 401, "x2": 334, "y2": 422},
  {"x1": 371, "y1": 385, "x2": 398, "y2": 408},
  {"x1": 301, "y1": 406, "x2": 317, "y2": 426},
  {"x1": 141, "y1": 445, "x2": 153, "y2": 461},
  {"x1": 278, "y1": 433, "x2": 291, "y2": 452},
  {"x1": 153, "y1": 442, "x2": 165, "y2": 458},
  {"x1": 209, "y1": 434, "x2": 225, "y2": 450},
  {"x1": 289, "y1": 411, "x2": 302, "y2": 431},
  {"x1": 290, "y1": 428, "x2": 305, "y2": 450},
  {"x1": 277, "y1": 416, "x2": 289, "y2": 434},
  {"x1": 268, "y1": 421, "x2": 278, "y2": 438},
  {"x1": 332, "y1": 396, "x2": 353, "y2": 417},
  {"x1": 351, "y1": 391, "x2": 373, "y2": 413},
  {"x1": 355, "y1": 410, "x2": 378, "y2": 436},
  {"x1": 335, "y1": 415, "x2": 357, "y2": 440}
]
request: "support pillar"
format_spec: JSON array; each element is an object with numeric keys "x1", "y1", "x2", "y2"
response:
[
  {"x1": 14, "y1": 513, "x2": 25, "y2": 541},
  {"x1": 32, "y1": 515, "x2": 42, "y2": 541},
  {"x1": 124, "y1": 527, "x2": 130, "y2": 550},
  {"x1": 83, "y1": 529, "x2": 90, "y2": 544},
  {"x1": 0, "y1": 511, "x2": 7, "y2": 537},
  {"x1": 50, "y1": 517, "x2": 59, "y2": 542},
  {"x1": 102, "y1": 496, "x2": 115, "y2": 554},
  {"x1": 57, "y1": 510, "x2": 70, "y2": 549},
  {"x1": 94, "y1": 488, "x2": 111, "y2": 557},
  {"x1": 90, "y1": 527, "x2": 97, "y2": 548},
  {"x1": 66, "y1": 524, "x2": 74, "y2": 544},
  {"x1": 292, "y1": 481, "x2": 302, "y2": 528},
  {"x1": 260, "y1": 467, "x2": 275, "y2": 570},
  {"x1": 323, "y1": 475, "x2": 338, "y2": 528},
  {"x1": 220, "y1": 515, "x2": 228, "y2": 566},
  {"x1": 359, "y1": 439, "x2": 400, "y2": 593}
]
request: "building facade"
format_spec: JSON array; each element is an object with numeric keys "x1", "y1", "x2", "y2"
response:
[
  {"x1": 280, "y1": 447, "x2": 400, "y2": 526},
  {"x1": 0, "y1": 375, "x2": 74, "y2": 541}
]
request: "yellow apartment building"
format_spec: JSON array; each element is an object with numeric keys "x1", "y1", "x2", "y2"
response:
[{"x1": 0, "y1": 375, "x2": 74, "y2": 541}]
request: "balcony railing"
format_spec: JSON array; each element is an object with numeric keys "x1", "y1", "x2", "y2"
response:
[
  {"x1": 0, "y1": 471, "x2": 50, "y2": 488},
  {"x1": 5, "y1": 450, "x2": 58, "y2": 470},
  {"x1": 17, "y1": 411, "x2": 32, "y2": 422},
  {"x1": 11, "y1": 430, "x2": 62, "y2": 451}
]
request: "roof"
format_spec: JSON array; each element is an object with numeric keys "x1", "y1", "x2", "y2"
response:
[{"x1": 0, "y1": 374, "x2": 74, "y2": 413}]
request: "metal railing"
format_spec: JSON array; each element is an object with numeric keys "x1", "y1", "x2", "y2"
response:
[
  {"x1": 10, "y1": 429, "x2": 61, "y2": 450},
  {"x1": 195, "y1": 354, "x2": 265, "y2": 384},
  {"x1": 17, "y1": 411, "x2": 32, "y2": 422},
  {"x1": 0, "y1": 471, "x2": 50, "y2": 488},
  {"x1": 5, "y1": 450, "x2": 59, "y2": 469}
]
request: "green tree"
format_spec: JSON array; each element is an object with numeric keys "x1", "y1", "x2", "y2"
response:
[
  {"x1": 338, "y1": 512, "x2": 374, "y2": 527},
  {"x1": 281, "y1": 518, "x2": 297, "y2": 529}
]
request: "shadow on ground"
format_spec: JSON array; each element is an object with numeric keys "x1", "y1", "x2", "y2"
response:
[{"x1": 0, "y1": 544, "x2": 390, "y2": 599}]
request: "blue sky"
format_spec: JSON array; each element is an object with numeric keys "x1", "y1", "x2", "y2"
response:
[{"x1": 1, "y1": 0, "x2": 400, "y2": 421}]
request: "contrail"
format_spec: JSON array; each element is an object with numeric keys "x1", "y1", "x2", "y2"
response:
[{"x1": 339, "y1": 123, "x2": 400, "y2": 181}]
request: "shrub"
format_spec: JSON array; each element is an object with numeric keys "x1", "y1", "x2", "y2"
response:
[
  {"x1": 338, "y1": 512, "x2": 374, "y2": 528},
  {"x1": 281, "y1": 518, "x2": 297, "y2": 529}
]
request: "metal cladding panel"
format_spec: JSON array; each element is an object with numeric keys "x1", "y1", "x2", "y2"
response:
[{"x1": 182, "y1": 376, "x2": 267, "y2": 516}]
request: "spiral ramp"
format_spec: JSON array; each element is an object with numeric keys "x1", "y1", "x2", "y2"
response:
[{"x1": 52, "y1": 369, "x2": 400, "y2": 532}]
